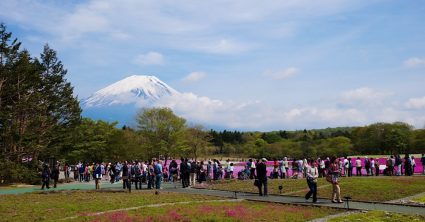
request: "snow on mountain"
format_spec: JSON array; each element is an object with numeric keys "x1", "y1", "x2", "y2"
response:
[{"x1": 81, "y1": 75, "x2": 179, "y2": 107}]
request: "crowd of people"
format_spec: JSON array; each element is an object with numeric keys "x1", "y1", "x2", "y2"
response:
[{"x1": 40, "y1": 154, "x2": 425, "y2": 203}]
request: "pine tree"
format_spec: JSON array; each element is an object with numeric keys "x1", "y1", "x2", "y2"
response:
[
  {"x1": 0, "y1": 24, "x2": 81, "y2": 165},
  {"x1": 36, "y1": 44, "x2": 81, "y2": 160}
]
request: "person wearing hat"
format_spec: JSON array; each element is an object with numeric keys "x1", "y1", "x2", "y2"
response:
[{"x1": 256, "y1": 158, "x2": 268, "y2": 196}]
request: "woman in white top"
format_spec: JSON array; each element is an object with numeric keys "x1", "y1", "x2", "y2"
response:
[
  {"x1": 305, "y1": 160, "x2": 319, "y2": 203},
  {"x1": 283, "y1": 157, "x2": 289, "y2": 178}
]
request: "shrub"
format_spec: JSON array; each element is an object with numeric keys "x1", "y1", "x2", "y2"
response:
[{"x1": 0, "y1": 160, "x2": 40, "y2": 184}]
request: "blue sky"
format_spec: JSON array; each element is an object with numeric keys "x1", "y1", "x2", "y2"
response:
[{"x1": 1, "y1": 0, "x2": 425, "y2": 130}]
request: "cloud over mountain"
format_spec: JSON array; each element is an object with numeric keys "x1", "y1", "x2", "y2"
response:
[{"x1": 82, "y1": 75, "x2": 425, "y2": 130}]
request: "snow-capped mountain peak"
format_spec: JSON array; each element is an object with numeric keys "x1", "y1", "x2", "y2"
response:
[{"x1": 82, "y1": 75, "x2": 179, "y2": 107}]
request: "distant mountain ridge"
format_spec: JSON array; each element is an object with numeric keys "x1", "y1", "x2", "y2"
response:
[{"x1": 81, "y1": 75, "x2": 179, "y2": 107}]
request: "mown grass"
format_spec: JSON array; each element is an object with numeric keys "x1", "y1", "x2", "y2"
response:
[
  {"x1": 413, "y1": 195, "x2": 425, "y2": 203},
  {"x1": 209, "y1": 176, "x2": 425, "y2": 202},
  {"x1": 208, "y1": 177, "x2": 317, "y2": 195},
  {"x1": 328, "y1": 211, "x2": 425, "y2": 222},
  {"x1": 0, "y1": 190, "x2": 222, "y2": 221},
  {"x1": 77, "y1": 200, "x2": 342, "y2": 222}
]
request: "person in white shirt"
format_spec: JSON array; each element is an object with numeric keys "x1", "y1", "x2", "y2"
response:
[
  {"x1": 356, "y1": 157, "x2": 362, "y2": 176},
  {"x1": 283, "y1": 157, "x2": 289, "y2": 178},
  {"x1": 343, "y1": 157, "x2": 349, "y2": 177},
  {"x1": 319, "y1": 159, "x2": 325, "y2": 177},
  {"x1": 305, "y1": 160, "x2": 319, "y2": 203}
]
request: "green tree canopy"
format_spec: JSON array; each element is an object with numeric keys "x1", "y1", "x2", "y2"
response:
[{"x1": 137, "y1": 107, "x2": 186, "y2": 160}]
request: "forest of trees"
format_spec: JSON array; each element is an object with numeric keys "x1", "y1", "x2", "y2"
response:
[{"x1": 1, "y1": 23, "x2": 424, "y2": 184}]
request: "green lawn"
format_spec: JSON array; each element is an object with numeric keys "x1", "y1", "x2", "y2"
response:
[
  {"x1": 0, "y1": 190, "x2": 221, "y2": 221},
  {"x1": 413, "y1": 195, "x2": 425, "y2": 203},
  {"x1": 328, "y1": 211, "x2": 425, "y2": 222},
  {"x1": 208, "y1": 177, "x2": 315, "y2": 195},
  {"x1": 75, "y1": 200, "x2": 342, "y2": 222},
  {"x1": 208, "y1": 176, "x2": 425, "y2": 202}
]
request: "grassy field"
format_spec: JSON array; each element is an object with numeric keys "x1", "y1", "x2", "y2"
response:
[
  {"x1": 0, "y1": 190, "x2": 342, "y2": 222},
  {"x1": 0, "y1": 190, "x2": 221, "y2": 221},
  {"x1": 4, "y1": 190, "x2": 423, "y2": 222},
  {"x1": 328, "y1": 211, "x2": 425, "y2": 222},
  {"x1": 413, "y1": 195, "x2": 425, "y2": 203},
  {"x1": 208, "y1": 177, "x2": 312, "y2": 194},
  {"x1": 208, "y1": 176, "x2": 425, "y2": 202},
  {"x1": 73, "y1": 200, "x2": 341, "y2": 222}
]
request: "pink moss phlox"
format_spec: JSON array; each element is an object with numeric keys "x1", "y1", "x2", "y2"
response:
[
  {"x1": 102, "y1": 211, "x2": 135, "y2": 222},
  {"x1": 198, "y1": 205, "x2": 214, "y2": 214},
  {"x1": 143, "y1": 217, "x2": 154, "y2": 222},
  {"x1": 168, "y1": 210, "x2": 183, "y2": 221}
]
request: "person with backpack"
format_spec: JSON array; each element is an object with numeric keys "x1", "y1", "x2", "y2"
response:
[
  {"x1": 364, "y1": 157, "x2": 370, "y2": 176},
  {"x1": 347, "y1": 158, "x2": 353, "y2": 177},
  {"x1": 64, "y1": 163, "x2": 70, "y2": 182},
  {"x1": 154, "y1": 160, "x2": 163, "y2": 189},
  {"x1": 189, "y1": 160, "x2": 197, "y2": 186},
  {"x1": 94, "y1": 162, "x2": 102, "y2": 190},
  {"x1": 395, "y1": 155, "x2": 402, "y2": 176},
  {"x1": 122, "y1": 161, "x2": 131, "y2": 192},
  {"x1": 212, "y1": 159, "x2": 217, "y2": 180},
  {"x1": 134, "y1": 161, "x2": 142, "y2": 190},
  {"x1": 343, "y1": 157, "x2": 349, "y2": 177},
  {"x1": 147, "y1": 160, "x2": 155, "y2": 189},
  {"x1": 305, "y1": 160, "x2": 318, "y2": 203},
  {"x1": 180, "y1": 158, "x2": 188, "y2": 188},
  {"x1": 206, "y1": 160, "x2": 212, "y2": 182},
  {"x1": 109, "y1": 163, "x2": 116, "y2": 184},
  {"x1": 79, "y1": 163, "x2": 85, "y2": 182},
  {"x1": 279, "y1": 158, "x2": 286, "y2": 179},
  {"x1": 41, "y1": 164, "x2": 51, "y2": 190},
  {"x1": 404, "y1": 154, "x2": 412, "y2": 176},
  {"x1": 386, "y1": 156, "x2": 394, "y2": 176},
  {"x1": 256, "y1": 158, "x2": 268, "y2": 196},
  {"x1": 51, "y1": 165, "x2": 59, "y2": 188},
  {"x1": 330, "y1": 157, "x2": 343, "y2": 203}
]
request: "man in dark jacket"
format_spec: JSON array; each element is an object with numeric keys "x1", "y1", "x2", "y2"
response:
[
  {"x1": 180, "y1": 158, "x2": 188, "y2": 188},
  {"x1": 122, "y1": 161, "x2": 131, "y2": 192},
  {"x1": 41, "y1": 165, "x2": 51, "y2": 190},
  {"x1": 256, "y1": 158, "x2": 268, "y2": 196},
  {"x1": 51, "y1": 165, "x2": 60, "y2": 188}
]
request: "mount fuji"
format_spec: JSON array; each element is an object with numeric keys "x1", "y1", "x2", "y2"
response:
[{"x1": 81, "y1": 75, "x2": 181, "y2": 125}]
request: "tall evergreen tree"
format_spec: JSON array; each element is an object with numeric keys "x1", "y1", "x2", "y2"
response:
[
  {"x1": 36, "y1": 44, "x2": 81, "y2": 160},
  {"x1": 0, "y1": 24, "x2": 80, "y2": 165}
]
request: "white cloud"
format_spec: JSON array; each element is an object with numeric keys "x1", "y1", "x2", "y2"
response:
[
  {"x1": 152, "y1": 92, "x2": 389, "y2": 130},
  {"x1": 190, "y1": 38, "x2": 254, "y2": 54},
  {"x1": 182, "y1": 72, "x2": 207, "y2": 83},
  {"x1": 133, "y1": 52, "x2": 164, "y2": 65},
  {"x1": 0, "y1": 0, "x2": 376, "y2": 53},
  {"x1": 404, "y1": 57, "x2": 425, "y2": 68},
  {"x1": 263, "y1": 67, "x2": 299, "y2": 80},
  {"x1": 405, "y1": 96, "x2": 425, "y2": 109},
  {"x1": 339, "y1": 87, "x2": 392, "y2": 107}
]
